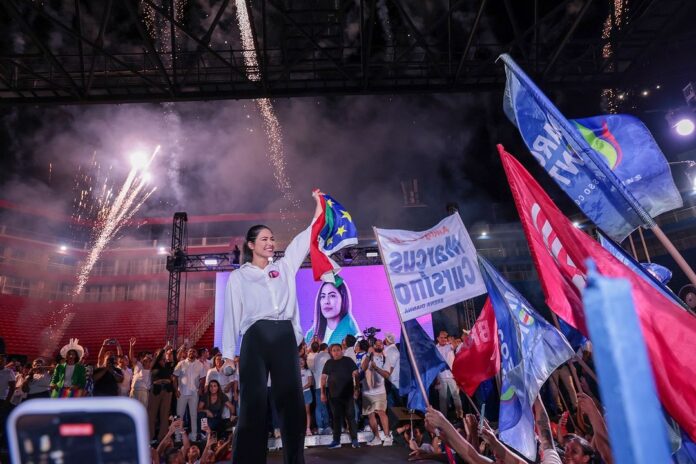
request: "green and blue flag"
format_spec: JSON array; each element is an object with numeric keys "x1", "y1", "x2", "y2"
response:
[
  {"x1": 480, "y1": 256, "x2": 574, "y2": 461},
  {"x1": 501, "y1": 54, "x2": 682, "y2": 242}
]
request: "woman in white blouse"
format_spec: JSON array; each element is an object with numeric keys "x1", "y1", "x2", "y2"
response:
[{"x1": 223, "y1": 190, "x2": 322, "y2": 464}]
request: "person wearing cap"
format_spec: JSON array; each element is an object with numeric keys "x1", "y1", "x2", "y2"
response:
[{"x1": 50, "y1": 338, "x2": 87, "y2": 398}]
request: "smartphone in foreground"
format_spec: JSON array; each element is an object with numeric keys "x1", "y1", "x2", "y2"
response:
[{"x1": 7, "y1": 397, "x2": 150, "y2": 464}]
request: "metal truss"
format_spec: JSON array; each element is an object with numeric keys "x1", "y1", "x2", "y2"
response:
[
  {"x1": 165, "y1": 211, "x2": 187, "y2": 346},
  {"x1": 0, "y1": 0, "x2": 692, "y2": 105}
]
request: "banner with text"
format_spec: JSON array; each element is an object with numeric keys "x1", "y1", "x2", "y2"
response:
[{"x1": 374, "y1": 213, "x2": 486, "y2": 321}]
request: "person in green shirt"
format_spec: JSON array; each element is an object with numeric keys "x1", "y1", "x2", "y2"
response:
[{"x1": 50, "y1": 338, "x2": 87, "y2": 398}]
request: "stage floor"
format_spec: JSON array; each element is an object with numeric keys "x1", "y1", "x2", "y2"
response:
[{"x1": 268, "y1": 445, "x2": 443, "y2": 463}]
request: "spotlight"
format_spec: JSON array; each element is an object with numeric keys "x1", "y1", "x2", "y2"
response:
[
  {"x1": 674, "y1": 118, "x2": 695, "y2": 137},
  {"x1": 478, "y1": 231, "x2": 489, "y2": 239},
  {"x1": 142, "y1": 172, "x2": 153, "y2": 183},
  {"x1": 158, "y1": 246, "x2": 167, "y2": 255},
  {"x1": 365, "y1": 252, "x2": 379, "y2": 258},
  {"x1": 573, "y1": 222, "x2": 581, "y2": 228},
  {"x1": 618, "y1": 94, "x2": 625, "y2": 100},
  {"x1": 203, "y1": 258, "x2": 219, "y2": 266},
  {"x1": 641, "y1": 90, "x2": 649, "y2": 97},
  {"x1": 59, "y1": 245, "x2": 67, "y2": 252}
]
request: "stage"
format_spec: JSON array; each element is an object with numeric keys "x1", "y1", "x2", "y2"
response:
[{"x1": 268, "y1": 445, "x2": 443, "y2": 463}]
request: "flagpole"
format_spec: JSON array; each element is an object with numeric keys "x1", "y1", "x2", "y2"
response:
[
  {"x1": 650, "y1": 224, "x2": 696, "y2": 287},
  {"x1": 637, "y1": 227, "x2": 651, "y2": 263},
  {"x1": 372, "y1": 227, "x2": 430, "y2": 408},
  {"x1": 627, "y1": 234, "x2": 639, "y2": 261}
]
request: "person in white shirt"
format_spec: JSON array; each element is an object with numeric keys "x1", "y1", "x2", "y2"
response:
[
  {"x1": 205, "y1": 353, "x2": 234, "y2": 397},
  {"x1": 342, "y1": 335, "x2": 357, "y2": 363},
  {"x1": 300, "y1": 356, "x2": 314, "y2": 436},
  {"x1": 359, "y1": 339, "x2": 394, "y2": 447},
  {"x1": 311, "y1": 343, "x2": 331, "y2": 433},
  {"x1": 117, "y1": 354, "x2": 133, "y2": 397},
  {"x1": 25, "y1": 358, "x2": 52, "y2": 400},
  {"x1": 222, "y1": 190, "x2": 323, "y2": 464},
  {"x1": 435, "y1": 330, "x2": 463, "y2": 418},
  {"x1": 173, "y1": 348, "x2": 207, "y2": 439},
  {"x1": 383, "y1": 333, "x2": 401, "y2": 407},
  {"x1": 198, "y1": 348, "x2": 212, "y2": 371},
  {"x1": 128, "y1": 338, "x2": 152, "y2": 407}
]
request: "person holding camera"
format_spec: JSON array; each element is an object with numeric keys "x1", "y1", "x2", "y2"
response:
[
  {"x1": 360, "y1": 338, "x2": 394, "y2": 446},
  {"x1": 24, "y1": 358, "x2": 52, "y2": 400},
  {"x1": 93, "y1": 340, "x2": 124, "y2": 397}
]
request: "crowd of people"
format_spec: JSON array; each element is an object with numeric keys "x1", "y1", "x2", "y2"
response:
[{"x1": 0, "y1": 322, "x2": 612, "y2": 464}]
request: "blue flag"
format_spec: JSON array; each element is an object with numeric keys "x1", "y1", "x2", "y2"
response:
[
  {"x1": 398, "y1": 319, "x2": 447, "y2": 412},
  {"x1": 573, "y1": 115, "x2": 682, "y2": 223},
  {"x1": 582, "y1": 262, "x2": 672, "y2": 464},
  {"x1": 501, "y1": 53, "x2": 682, "y2": 242},
  {"x1": 557, "y1": 316, "x2": 587, "y2": 352},
  {"x1": 675, "y1": 429, "x2": 696, "y2": 464},
  {"x1": 311, "y1": 193, "x2": 358, "y2": 283},
  {"x1": 596, "y1": 230, "x2": 688, "y2": 311},
  {"x1": 479, "y1": 256, "x2": 575, "y2": 461},
  {"x1": 318, "y1": 194, "x2": 358, "y2": 253}
]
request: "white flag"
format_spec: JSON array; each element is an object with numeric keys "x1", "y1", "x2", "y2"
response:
[{"x1": 374, "y1": 213, "x2": 486, "y2": 321}]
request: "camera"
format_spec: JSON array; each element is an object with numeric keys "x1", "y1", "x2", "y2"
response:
[{"x1": 362, "y1": 327, "x2": 381, "y2": 346}]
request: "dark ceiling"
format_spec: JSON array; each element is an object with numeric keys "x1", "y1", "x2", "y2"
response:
[{"x1": 0, "y1": 0, "x2": 693, "y2": 105}]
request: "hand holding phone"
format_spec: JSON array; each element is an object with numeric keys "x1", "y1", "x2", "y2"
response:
[{"x1": 8, "y1": 397, "x2": 149, "y2": 464}]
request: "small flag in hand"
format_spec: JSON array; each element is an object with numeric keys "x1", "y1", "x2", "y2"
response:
[{"x1": 310, "y1": 192, "x2": 358, "y2": 283}]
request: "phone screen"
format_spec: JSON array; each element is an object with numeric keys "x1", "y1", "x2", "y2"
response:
[{"x1": 15, "y1": 411, "x2": 139, "y2": 464}]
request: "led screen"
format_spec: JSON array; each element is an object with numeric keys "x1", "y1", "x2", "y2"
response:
[{"x1": 214, "y1": 265, "x2": 433, "y2": 350}]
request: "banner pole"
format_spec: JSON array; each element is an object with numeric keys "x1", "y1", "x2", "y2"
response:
[
  {"x1": 372, "y1": 227, "x2": 430, "y2": 408},
  {"x1": 650, "y1": 224, "x2": 696, "y2": 287}
]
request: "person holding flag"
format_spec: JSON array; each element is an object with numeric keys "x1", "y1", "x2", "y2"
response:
[{"x1": 222, "y1": 190, "x2": 324, "y2": 464}]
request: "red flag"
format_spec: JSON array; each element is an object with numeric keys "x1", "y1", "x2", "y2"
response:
[
  {"x1": 309, "y1": 194, "x2": 333, "y2": 281},
  {"x1": 498, "y1": 144, "x2": 696, "y2": 439},
  {"x1": 452, "y1": 298, "x2": 500, "y2": 396}
]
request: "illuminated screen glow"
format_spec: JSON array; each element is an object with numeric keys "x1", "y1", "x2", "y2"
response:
[{"x1": 214, "y1": 265, "x2": 433, "y2": 350}]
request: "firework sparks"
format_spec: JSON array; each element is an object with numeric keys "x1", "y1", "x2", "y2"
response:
[
  {"x1": 73, "y1": 145, "x2": 160, "y2": 296},
  {"x1": 235, "y1": 0, "x2": 299, "y2": 210},
  {"x1": 601, "y1": 0, "x2": 627, "y2": 113},
  {"x1": 43, "y1": 146, "x2": 159, "y2": 356}
]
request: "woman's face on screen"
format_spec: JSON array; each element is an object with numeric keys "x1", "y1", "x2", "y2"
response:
[{"x1": 320, "y1": 283, "x2": 342, "y2": 320}]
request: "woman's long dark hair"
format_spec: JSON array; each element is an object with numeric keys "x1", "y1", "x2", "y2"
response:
[
  {"x1": 243, "y1": 224, "x2": 271, "y2": 263},
  {"x1": 206, "y1": 379, "x2": 226, "y2": 407},
  {"x1": 312, "y1": 281, "x2": 352, "y2": 341},
  {"x1": 153, "y1": 348, "x2": 166, "y2": 368}
]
